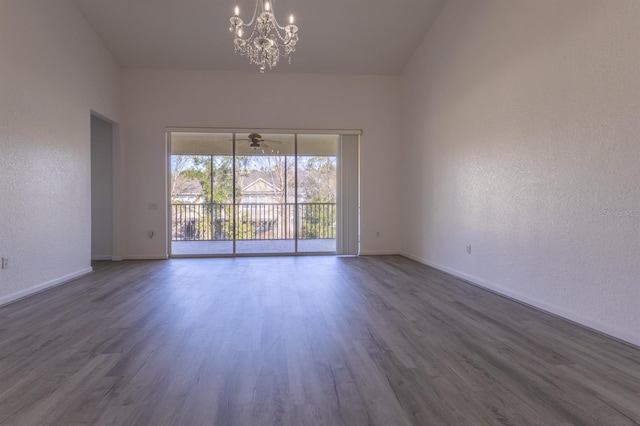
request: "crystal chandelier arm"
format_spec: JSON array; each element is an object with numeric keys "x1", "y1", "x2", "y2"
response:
[
  {"x1": 269, "y1": 0, "x2": 293, "y2": 31},
  {"x1": 271, "y1": 28, "x2": 286, "y2": 42},
  {"x1": 234, "y1": 8, "x2": 262, "y2": 44},
  {"x1": 272, "y1": 25, "x2": 297, "y2": 44},
  {"x1": 246, "y1": 20, "x2": 261, "y2": 41},
  {"x1": 270, "y1": 17, "x2": 290, "y2": 32},
  {"x1": 244, "y1": 0, "x2": 261, "y2": 27}
]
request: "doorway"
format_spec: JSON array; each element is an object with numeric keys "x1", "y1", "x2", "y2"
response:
[
  {"x1": 169, "y1": 131, "x2": 353, "y2": 257},
  {"x1": 90, "y1": 115, "x2": 114, "y2": 260}
]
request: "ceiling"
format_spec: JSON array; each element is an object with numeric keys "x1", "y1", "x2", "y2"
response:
[{"x1": 73, "y1": 0, "x2": 447, "y2": 75}]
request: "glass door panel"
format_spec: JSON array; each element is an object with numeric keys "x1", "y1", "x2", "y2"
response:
[
  {"x1": 170, "y1": 133, "x2": 234, "y2": 256},
  {"x1": 297, "y1": 134, "x2": 338, "y2": 253},
  {"x1": 235, "y1": 133, "x2": 296, "y2": 254}
]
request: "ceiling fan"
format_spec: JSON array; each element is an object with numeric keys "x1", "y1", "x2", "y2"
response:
[{"x1": 235, "y1": 133, "x2": 283, "y2": 150}]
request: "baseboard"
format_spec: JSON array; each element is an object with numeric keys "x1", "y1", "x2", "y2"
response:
[
  {"x1": 401, "y1": 251, "x2": 640, "y2": 349},
  {"x1": 91, "y1": 255, "x2": 112, "y2": 261},
  {"x1": 92, "y1": 255, "x2": 124, "y2": 262},
  {"x1": 123, "y1": 254, "x2": 169, "y2": 260},
  {"x1": 359, "y1": 250, "x2": 402, "y2": 256},
  {"x1": 0, "y1": 267, "x2": 93, "y2": 308}
]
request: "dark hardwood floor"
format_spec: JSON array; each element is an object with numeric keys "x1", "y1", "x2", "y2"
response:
[{"x1": 0, "y1": 256, "x2": 638, "y2": 425}]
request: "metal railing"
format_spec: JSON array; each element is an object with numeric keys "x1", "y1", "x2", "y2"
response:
[{"x1": 171, "y1": 203, "x2": 336, "y2": 241}]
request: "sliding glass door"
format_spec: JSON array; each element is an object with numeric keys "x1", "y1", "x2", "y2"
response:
[
  {"x1": 297, "y1": 134, "x2": 337, "y2": 253},
  {"x1": 169, "y1": 131, "x2": 345, "y2": 257}
]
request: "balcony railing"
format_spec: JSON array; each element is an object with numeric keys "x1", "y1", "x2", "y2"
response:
[{"x1": 171, "y1": 203, "x2": 336, "y2": 241}]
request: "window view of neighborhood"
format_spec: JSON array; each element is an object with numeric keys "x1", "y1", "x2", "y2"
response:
[{"x1": 170, "y1": 132, "x2": 338, "y2": 255}]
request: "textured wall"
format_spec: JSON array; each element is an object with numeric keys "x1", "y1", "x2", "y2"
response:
[
  {"x1": 120, "y1": 70, "x2": 402, "y2": 258},
  {"x1": 401, "y1": 0, "x2": 640, "y2": 346},
  {"x1": 0, "y1": 0, "x2": 121, "y2": 303}
]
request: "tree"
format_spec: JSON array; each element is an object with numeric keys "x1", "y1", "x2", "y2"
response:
[
  {"x1": 298, "y1": 156, "x2": 337, "y2": 239},
  {"x1": 171, "y1": 155, "x2": 237, "y2": 240},
  {"x1": 170, "y1": 155, "x2": 193, "y2": 200},
  {"x1": 298, "y1": 156, "x2": 337, "y2": 203}
]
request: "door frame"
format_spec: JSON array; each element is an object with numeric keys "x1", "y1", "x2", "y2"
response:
[{"x1": 166, "y1": 127, "x2": 361, "y2": 258}]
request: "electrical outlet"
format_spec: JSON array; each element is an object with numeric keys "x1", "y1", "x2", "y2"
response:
[
  {"x1": 466, "y1": 245, "x2": 472, "y2": 254},
  {"x1": 1, "y1": 257, "x2": 8, "y2": 269}
]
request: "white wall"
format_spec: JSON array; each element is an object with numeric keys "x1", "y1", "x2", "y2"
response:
[
  {"x1": 120, "y1": 70, "x2": 401, "y2": 258},
  {"x1": 401, "y1": 0, "x2": 640, "y2": 346},
  {"x1": 91, "y1": 115, "x2": 114, "y2": 260},
  {"x1": 0, "y1": 0, "x2": 121, "y2": 304}
]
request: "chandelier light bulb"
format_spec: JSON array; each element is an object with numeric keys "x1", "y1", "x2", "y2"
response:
[
  {"x1": 264, "y1": 1, "x2": 271, "y2": 12},
  {"x1": 289, "y1": 14, "x2": 294, "y2": 24},
  {"x1": 234, "y1": 6, "x2": 239, "y2": 16}
]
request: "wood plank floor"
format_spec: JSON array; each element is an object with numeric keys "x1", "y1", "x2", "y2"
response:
[{"x1": 0, "y1": 256, "x2": 638, "y2": 425}]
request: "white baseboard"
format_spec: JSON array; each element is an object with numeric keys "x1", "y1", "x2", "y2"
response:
[
  {"x1": 359, "y1": 250, "x2": 402, "y2": 256},
  {"x1": 123, "y1": 254, "x2": 168, "y2": 260},
  {"x1": 0, "y1": 267, "x2": 93, "y2": 308},
  {"x1": 91, "y1": 255, "x2": 112, "y2": 261},
  {"x1": 401, "y1": 251, "x2": 640, "y2": 348},
  {"x1": 111, "y1": 256, "x2": 123, "y2": 262}
]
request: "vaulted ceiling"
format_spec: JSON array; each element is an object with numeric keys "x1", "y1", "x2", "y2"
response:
[{"x1": 73, "y1": 0, "x2": 447, "y2": 75}]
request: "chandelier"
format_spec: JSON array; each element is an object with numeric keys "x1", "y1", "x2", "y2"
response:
[{"x1": 229, "y1": 1, "x2": 299, "y2": 73}]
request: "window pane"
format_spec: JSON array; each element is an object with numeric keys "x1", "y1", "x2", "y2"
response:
[
  {"x1": 297, "y1": 134, "x2": 338, "y2": 253},
  {"x1": 235, "y1": 133, "x2": 296, "y2": 254},
  {"x1": 170, "y1": 133, "x2": 234, "y2": 255}
]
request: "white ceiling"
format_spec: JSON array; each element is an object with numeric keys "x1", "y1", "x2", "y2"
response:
[{"x1": 73, "y1": 0, "x2": 447, "y2": 75}]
